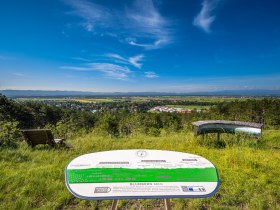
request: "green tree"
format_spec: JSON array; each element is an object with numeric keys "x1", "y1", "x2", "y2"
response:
[
  {"x1": 0, "y1": 121, "x2": 21, "y2": 147},
  {"x1": 96, "y1": 112, "x2": 119, "y2": 137}
]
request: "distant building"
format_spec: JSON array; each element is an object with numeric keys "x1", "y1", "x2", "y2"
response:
[{"x1": 149, "y1": 106, "x2": 193, "y2": 113}]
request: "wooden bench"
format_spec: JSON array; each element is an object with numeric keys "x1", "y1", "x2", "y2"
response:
[{"x1": 21, "y1": 129, "x2": 65, "y2": 147}]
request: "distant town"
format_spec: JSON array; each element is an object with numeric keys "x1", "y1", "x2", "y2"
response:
[{"x1": 149, "y1": 106, "x2": 202, "y2": 113}]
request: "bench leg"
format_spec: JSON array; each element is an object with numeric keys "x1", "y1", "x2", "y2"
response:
[{"x1": 217, "y1": 133, "x2": 220, "y2": 141}]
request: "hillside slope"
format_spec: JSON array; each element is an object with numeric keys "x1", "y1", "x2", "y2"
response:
[{"x1": 1, "y1": 131, "x2": 280, "y2": 209}]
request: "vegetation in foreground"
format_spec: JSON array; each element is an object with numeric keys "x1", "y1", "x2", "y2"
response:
[
  {"x1": 1, "y1": 130, "x2": 280, "y2": 210},
  {"x1": 1, "y1": 94, "x2": 280, "y2": 209}
]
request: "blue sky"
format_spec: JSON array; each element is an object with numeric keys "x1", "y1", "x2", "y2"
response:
[{"x1": 0, "y1": 0, "x2": 280, "y2": 92}]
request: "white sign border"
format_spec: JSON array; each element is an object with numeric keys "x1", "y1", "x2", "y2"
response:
[{"x1": 65, "y1": 149, "x2": 220, "y2": 200}]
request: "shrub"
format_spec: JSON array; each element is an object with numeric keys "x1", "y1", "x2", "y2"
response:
[{"x1": 0, "y1": 121, "x2": 21, "y2": 147}]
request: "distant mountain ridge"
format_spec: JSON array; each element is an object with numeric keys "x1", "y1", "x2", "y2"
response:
[{"x1": 1, "y1": 89, "x2": 280, "y2": 98}]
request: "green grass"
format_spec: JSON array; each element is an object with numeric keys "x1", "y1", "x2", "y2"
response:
[{"x1": 1, "y1": 130, "x2": 280, "y2": 209}]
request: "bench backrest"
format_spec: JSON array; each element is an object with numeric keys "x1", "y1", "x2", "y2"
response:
[{"x1": 21, "y1": 129, "x2": 55, "y2": 146}]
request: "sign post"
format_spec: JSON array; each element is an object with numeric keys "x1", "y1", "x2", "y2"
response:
[
  {"x1": 111, "y1": 199, "x2": 119, "y2": 210},
  {"x1": 65, "y1": 149, "x2": 219, "y2": 209}
]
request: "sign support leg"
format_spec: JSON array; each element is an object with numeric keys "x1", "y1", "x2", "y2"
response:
[
  {"x1": 111, "y1": 199, "x2": 119, "y2": 210},
  {"x1": 164, "y1": 198, "x2": 172, "y2": 210}
]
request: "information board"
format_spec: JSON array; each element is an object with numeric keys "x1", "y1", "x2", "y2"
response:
[{"x1": 65, "y1": 149, "x2": 219, "y2": 200}]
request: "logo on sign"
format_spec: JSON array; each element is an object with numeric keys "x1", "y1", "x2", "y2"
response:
[
  {"x1": 181, "y1": 186, "x2": 206, "y2": 192},
  {"x1": 94, "y1": 187, "x2": 111, "y2": 193},
  {"x1": 136, "y1": 150, "x2": 147, "y2": 157}
]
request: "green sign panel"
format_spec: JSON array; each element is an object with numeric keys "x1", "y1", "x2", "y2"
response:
[{"x1": 65, "y1": 149, "x2": 219, "y2": 200}]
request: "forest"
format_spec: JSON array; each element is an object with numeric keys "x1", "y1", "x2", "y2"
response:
[{"x1": 1, "y1": 93, "x2": 280, "y2": 147}]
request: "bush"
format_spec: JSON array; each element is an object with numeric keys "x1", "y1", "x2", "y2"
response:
[
  {"x1": 0, "y1": 121, "x2": 21, "y2": 147},
  {"x1": 95, "y1": 113, "x2": 119, "y2": 137}
]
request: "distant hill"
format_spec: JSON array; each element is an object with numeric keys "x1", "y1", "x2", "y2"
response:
[
  {"x1": 0, "y1": 90, "x2": 106, "y2": 98},
  {"x1": 1, "y1": 89, "x2": 280, "y2": 98},
  {"x1": 190, "y1": 89, "x2": 280, "y2": 97}
]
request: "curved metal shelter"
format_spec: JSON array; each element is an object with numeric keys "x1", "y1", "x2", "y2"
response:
[{"x1": 192, "y1": 120, "x2": 263, "y2": 139}]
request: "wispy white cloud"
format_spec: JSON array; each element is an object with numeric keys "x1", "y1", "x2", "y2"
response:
[
  {"x1": 84, "y1": 23, "x2": 94, "y2": 32},
  {"x1": 126, "y1": 0, "x2": 171, "y2": 49},
  {"x1": 12, "y1": 72, "x2": 24, "y2": 77},
  {"x1": 105, "y1": 53, "x2": 127, "y2": 63},
  {"x1": 128, "y1": 39, "x2": 169, "y2": 50},
  {"x1": 128, "y1": 55, "x2": 144, "y2": 68},
  {"x1": 193, "y1": 0, "x2": 219, "y2": 33},
  {"x1": 88, "y1": 63, "x2": 131, "y2": 73},
  {"x1": 62, "y1": 0, "x2": 172, "y2": 49},
  {"x1": 105, "y1": 53, "x2": 144, "y2": 69},
  {"x1": 72, "y1": 57, "x2": 91, "y2": 62},
  {"x1": 89, "y1": 63, "x2": 131, "y2": 80},
  {"x1": 61, "y1": 30, "x2": 70, "y2": 38},
  {"x1": 63, "y1": 0, "x2": 113, "y2": 31},
  {"x1": 60, "y1": 66, "x2": 89, "y2": 71},
  {"x1": 144, "y1": 71, "x2": 159, "y2": 78},
  {"x1": 61, "y1": 63, "x2": 132, "y2": 80}
]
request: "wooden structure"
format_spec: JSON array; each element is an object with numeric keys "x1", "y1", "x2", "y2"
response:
[
  {"x1": 21, "y1": 129, "x2": 65, "y2": 147},
  {"x1": 192, "y1": 120, "x2": 263, "y2": 139}
]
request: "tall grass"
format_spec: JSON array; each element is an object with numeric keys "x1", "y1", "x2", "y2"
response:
[{"x1": 1, "y1": 130, "x2": 280, "y2": 209}]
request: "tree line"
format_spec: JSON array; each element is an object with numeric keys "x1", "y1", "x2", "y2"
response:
[{"x1": 1, "y1": 94, "x2": 279, "y2": 147}]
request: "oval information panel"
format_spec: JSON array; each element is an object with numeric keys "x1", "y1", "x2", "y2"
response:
[{"x1": 65, "y1": 149, "x2": 219, "y2": 200}]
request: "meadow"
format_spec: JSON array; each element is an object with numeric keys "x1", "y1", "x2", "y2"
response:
[{"x1": 1, "y1": 130, "x2": 280, "y2": 210}]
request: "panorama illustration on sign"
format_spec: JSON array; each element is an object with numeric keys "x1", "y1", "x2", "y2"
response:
[{"x1": 65, "y1": 149, "x2": 219, "y2": 200}]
